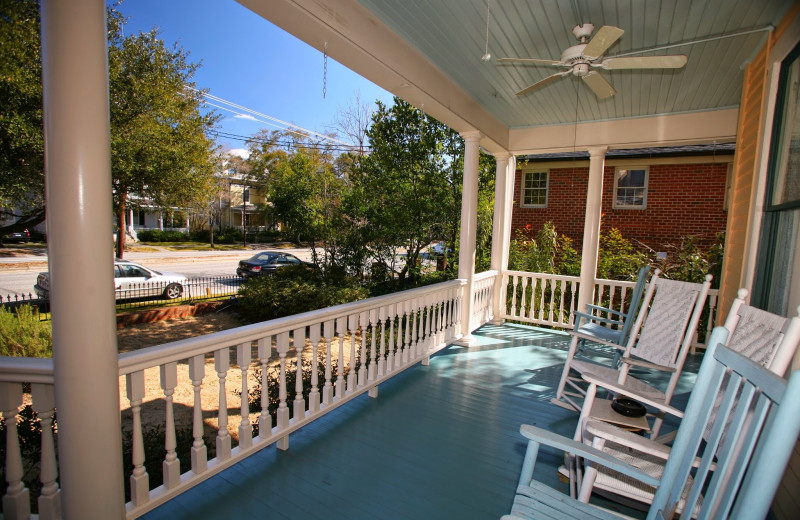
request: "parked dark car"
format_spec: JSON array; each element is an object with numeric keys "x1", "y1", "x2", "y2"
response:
[
  {"x1": 3, "y1": 229, "x2": 30, "y2": 243},
  {"x1": 236, "y1": 252, "x2": 313, "y2": 278}
]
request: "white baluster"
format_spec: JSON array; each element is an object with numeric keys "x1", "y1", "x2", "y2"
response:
[
  {"x1": 257, "y1": 338, "x2": 272, "y2": 439},
  {"x1": 347, "y1": 314, "x2": 357, "y2": 393},
  {"x1": 358, "y1": 312, "x2": 368, "y2": 387},
  {"x1": 126, "y1": 370, "x2": 149, "y2": 506},
  {"x1": 411, "y1": 300, "x2": 420, "y2": 359},
  {"x1": 323, "y1": 320, "x2": 334, "y2": 406},
  {"x1": 293, "y1": 327, "x2": 306, "y2": 421},
  {"x1": 237, "y1": 342, "x2": 253, "y2": 450},
  {"x1": 335, "y1": 317, "x2": 346, "y2": 399},
  {"x1": 214, "y1": 347, "x2": 232, "y2": 460},
  {"x1": 368, "y1": 309, "x2": 377, "y2": 382},
  {"x1": 31, "y1": 384, "x2": 59, "y2": 520},
  {"x1": 308, "y1": 324, "x2": 322, "y2": 413},
  {"x1": 511, "y1": 276, "x2": 519, "y2": 317},
  {"x1": 276, "y1": 331, "x2": 291, "y2": 450},
  {"x1": 387, "y1": 304, "x2": 396, "y2": 372},
  {"x1": 558, "y1": 280, "x2": 567, "y2": 325},
  {"x1": 378, "y1": 306, "x2": 387, "y2": 377},
  {"x1": 402, "y1": 301, "x2": 411, "y2": 364},
  {"x1": 188, "y1": 354, "x2": 207, "y2": 474},
  {"x1": 160, "y1": 362, "x2": 180, "y2": 488},
  {"x1": 1, "y1": 382, "x2": 30, "y2": 519},
  {"x1": 521, "y1": 276, "x2": 529, "y2": 319}
]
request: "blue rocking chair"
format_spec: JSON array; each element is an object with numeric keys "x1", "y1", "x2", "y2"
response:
[{"x1": 505, "y1": 326, "x2": 800, "y2": 519}]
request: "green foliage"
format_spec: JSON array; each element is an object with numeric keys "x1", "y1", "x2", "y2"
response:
[
  {"x1": 508, "y1": 222, "x2": 581, "y2": 276},
  {"x1": 236, "y1": 266, "x2": 368, "y2": 323},
  {"x1": 596, "y1": 228, "x2": 648, "y2": 281},
  {"x1": 651, "y1": 232, "x2": 725, "y2": 288},
  {"x1": 0, "y1": 305, "x2": 52, "y2": 357},
  {"x1": 136, "y1": 229, "x2": 189, "y2": 242}
]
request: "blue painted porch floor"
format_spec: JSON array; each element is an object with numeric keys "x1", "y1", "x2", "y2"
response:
[{"x1": 142, "y1": 323, "x2": 700, "y2": 520}]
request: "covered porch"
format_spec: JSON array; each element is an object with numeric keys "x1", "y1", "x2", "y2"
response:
[{"x1": 2, "y1": 1, "x2": 799, "y2": 519}]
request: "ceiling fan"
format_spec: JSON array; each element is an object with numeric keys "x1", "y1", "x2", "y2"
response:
[{"x1": 497, "y1": 24, "x2": 688, "y2": 99}]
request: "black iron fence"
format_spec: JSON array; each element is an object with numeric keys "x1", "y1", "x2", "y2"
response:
[{"x1": 1, "y1": 276, "x2": 244, "y2": 321}]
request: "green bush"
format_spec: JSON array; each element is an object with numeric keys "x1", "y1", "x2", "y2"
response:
[
  {"x1": 136, "y1": 229, "x2": 189, "y2": 242},
  {"x1": 0, "y1": 305, "x2": 52, "y2": 357},
  {"x1": 237, "y1": 265, "x2": 368, "y2": 322}
]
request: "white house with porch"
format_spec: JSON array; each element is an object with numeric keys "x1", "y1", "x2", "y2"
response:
[{"x1": 2, "y1": 1, "x2": 800, "y2": 519}]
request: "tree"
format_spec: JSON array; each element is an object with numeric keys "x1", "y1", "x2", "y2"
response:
[
  {"x1": 0, "y1": 0, "x2": 46, "y2": 236},
  {"x1": 330, "y1": 91, "x2": 373, "y2": 155},
  {"x1": 0, "y1": 1, "x2": 219, "y2": 255},
  {"x1": 109, "y1": 17, "x2": 218, "y2": 258},
  {"x1": 354, "y1": 98, "x2": 463, "y2": 284}
]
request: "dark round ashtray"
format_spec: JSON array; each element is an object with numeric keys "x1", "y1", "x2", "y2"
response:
[{"x1": 611, "y1": 398, "x2": 647, "y2": 418}]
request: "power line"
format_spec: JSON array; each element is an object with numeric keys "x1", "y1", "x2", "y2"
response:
[
  {"x1": 210, "y1": 130, "x2": 371, "y2": 154},
  {"x1": 187, "y1": 86, "x2": 353, "y2": 147}
]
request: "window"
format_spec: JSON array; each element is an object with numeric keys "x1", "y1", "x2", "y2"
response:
[
  {"x1": 613, "y1": 168, "x2": 648, "y2": 209},
  {"x1": 243, "y1": 188, "x2": 250, "y2": 203},
  {"x1": 521, "y1": 171, "x2": 548, "y2": 207}
]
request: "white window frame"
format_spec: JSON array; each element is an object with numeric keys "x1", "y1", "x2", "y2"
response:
[
  {"x1": 613, "y1": 167, "x2": 649, "y2": 209},
  {"x1": 520, "y1": 170, "x2": 549, "y2": 208}
]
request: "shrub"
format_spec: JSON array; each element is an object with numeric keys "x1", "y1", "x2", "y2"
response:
[
  {"x1": 508, "y1": 222, "x2": 581, "y2": 276},
  {"x1": 237, "y1": 266, "x2": 368, "y2": 322},
  {"x1": 597, "y1": 228, "x2": 648, "y2": 281},
  {"x1": 0, "y1": 305, "x2": 52, "y2": 357},
  {"x1": 136, "y1": 229, "x2": 189, "y2": 242}
]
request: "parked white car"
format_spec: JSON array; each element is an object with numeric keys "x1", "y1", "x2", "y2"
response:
[{"x1": 35, "y1": 259, "x2": 189, "y2": 301}]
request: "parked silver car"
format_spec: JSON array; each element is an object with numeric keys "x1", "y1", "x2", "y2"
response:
[{"x1": 35, "y1": 259, "x2": 188, "y2": 301}]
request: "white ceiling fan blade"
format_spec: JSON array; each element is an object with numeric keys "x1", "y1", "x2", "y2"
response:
[
  {"x1": 582, "y1": 25, "x2": 624, "y2": 59},
  {"x1": 516, "y1": 72, "x2": 569, "y2": 96},
  {"x1": 582, "y1": 71, "x2": 615, "y2": 99},
  {"x1": 497, "y1": 57, "x2": 565, "y2": 66},
  {"x1": 599, "y1": 55, "x2": 688, "y2": 70}
]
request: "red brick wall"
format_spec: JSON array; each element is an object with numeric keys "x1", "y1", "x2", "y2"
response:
[{"x1": 511, "y1": 161, "x2": 729, "y2": 253}]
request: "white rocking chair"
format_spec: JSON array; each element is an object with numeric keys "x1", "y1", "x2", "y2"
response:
[
  {"x1": 569, "y1": 292, "x2": 800, "y2": 510},
  {"x1": 554, "y1": 270, "x2": 712, "y2": 431},
  {"x1": 504, "y1": 323, "x2": 800, "y2": 520}
]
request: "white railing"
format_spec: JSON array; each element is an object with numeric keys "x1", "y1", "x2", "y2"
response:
[
  {"x1": 471, "y1": 270, "x2": 498, "y2": 327},
  {"x1": 0, "y1": 358, "x2": 59, "y2": 520},
  {"x1": 0, "y1": 279, "x2": 465, "y2": 519},
  {"x1": 500, "y1": 271, "x2": 719, "y2": 345}
]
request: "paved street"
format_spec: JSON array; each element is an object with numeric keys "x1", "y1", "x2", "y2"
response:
[{"x1": 0, "y1": 245, "x2": 313, "y2": 296}]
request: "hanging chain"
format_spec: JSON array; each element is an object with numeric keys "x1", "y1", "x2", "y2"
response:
[{"x1": 323, "y1": 42, "x2": 328, "y2": 99}]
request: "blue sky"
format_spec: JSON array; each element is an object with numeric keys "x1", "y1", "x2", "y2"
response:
[{"x1": 114, "y1": 0, "x2": 394, "y2": 156}]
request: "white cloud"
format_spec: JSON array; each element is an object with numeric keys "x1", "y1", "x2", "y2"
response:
[
  {"x1": 226, "y1": 148, "x2": 250, "y2": 160},
  {"x1": 234, "y1": 113, "x2": 257, "y2": 121}
]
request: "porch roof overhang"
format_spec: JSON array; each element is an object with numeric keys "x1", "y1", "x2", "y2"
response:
[{"x1": 237, "y1": 0, "x2": 789, "y2": 154}]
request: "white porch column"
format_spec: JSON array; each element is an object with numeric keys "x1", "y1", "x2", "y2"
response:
[
  {"x1": 490, "y1": 153, "x2": 516, "y2": 324},
  {"x1": 41, "y1": 0, "x2": 126, "y2": 518},
  {"x1": 456, "y1": 131, "x2": 482, "y2": 344},
  {"x1": 576, "y1": 146, "x2": 608, "y2": 315}
]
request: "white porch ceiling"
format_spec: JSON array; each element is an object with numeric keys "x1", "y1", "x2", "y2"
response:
[{"x1": 239, "y1": 0, "x2": 794, "y2": 153}]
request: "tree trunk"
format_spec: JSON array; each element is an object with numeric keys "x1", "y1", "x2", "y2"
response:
[
  {"x1": 209, "y1": 214, "x2": 215, "y2": 248},
  {"x1": 116, "y1": 199, "x2": 126, "y2": 259}
]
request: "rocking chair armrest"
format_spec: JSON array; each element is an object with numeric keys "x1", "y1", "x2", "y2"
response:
[
  {"x1": 585, "y1": 304, "x2": 628, "y2": 318},
  {"x1": 581, "y1": 373, "x2": 685, "y2": 419},
  {"x1": 622, "y1": 358, "x2": 677, "y2": 372},
  {"x1": 518, "y1": 424, "x2": 659, "y2": 488},
  {"x1": 573, "y1": 310, "x2": 624, "y2": 327},
  {"x1": 584, "y1": 419, "x2": 672, "y2": 460},
  {"x1": 567, "y1": 331, "x2": 628, "y2": 350}
]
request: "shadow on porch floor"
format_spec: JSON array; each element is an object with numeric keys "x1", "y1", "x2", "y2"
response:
[{"x1": 141, "y1": 322, "x2": 700, "y2": 520}]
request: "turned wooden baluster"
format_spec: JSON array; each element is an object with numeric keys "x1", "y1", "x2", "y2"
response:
[
  {"x1": 1, "y1": 382, "x2": 30, "y2": 519},
  {"x1": 410, "y1": 299, "x2": 419, "y2": 359},
  {"x1": 335, "y1": 317, "x2": 346, "y2": 400},
  {"x1": 237, "y1": 342, "x2": 253, "y2": 450},
  {"x1": 126, "y1": 370, "x2": 149, "y2": 506},
  {"x1": 308, "y1": 324, "x2": 322, "y2": 413},
  {"x1": 160, "y1": 361, "x2": 180, "y2": 489},
  {"x1": 368, "y1": 309, "x2": 377, "y2": 383},
  {"x1": 322, "y1": 320, "x2": 334, "y2": 406},
  {"x1": 276, "y1": 331, "x2": 291, "y2": 450},
  {"x1": 293, "y1": 327, "x2": 307, "y2": 422},
  {"x1": 347, "y1": 314, "x2": 357, "y2": 393},
  {"x1": 188, "y1": 354, "x2": 207, "y2": 474},
  {"x1": 378, "y1": 306, "x2": 387, "y2": 377},
  {"x1": 31, "y1": 383, "x2": 60, "y2": 520},
  {"x1": 214, "y1": 347, "x2": 231, "y2": 461},
  {"x1": 386, "y1": 304, "x2": 396, "y2": 372},
  {"x1": 257, "y1": 337, "x2": 272, "y2": 439},
  {"x1": 402, "y1": 301, "x2": 411, "y2": 364},
  {"x1": 358, "y1": 311, "x2": 368, "y2": 387}
]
